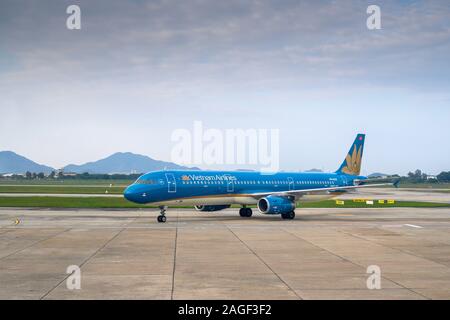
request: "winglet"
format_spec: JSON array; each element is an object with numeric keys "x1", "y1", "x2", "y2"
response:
[{"x1": 393, "y1": 179, "x2": 400, "y2": 188}]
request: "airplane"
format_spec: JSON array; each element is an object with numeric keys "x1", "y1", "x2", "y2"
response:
[{"x1": 124, "y1": 134, "x2": 398, "y2": 222}]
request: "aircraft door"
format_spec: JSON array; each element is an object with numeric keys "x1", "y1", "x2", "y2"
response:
[
  {"x1": 288, "y1": 177, "x2": 294, "y2": 191},
  {"x1": 226, "y1": 175, "x2": 234, "y2": 193},
  {"x1": 165, "y1": 173, "x2": 176, "y2": 193}
]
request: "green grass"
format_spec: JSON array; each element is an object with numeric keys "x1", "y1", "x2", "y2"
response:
[
  {"x1": 0, "y1": 179, "x2": 132, "y2": 186},
  {"x1": 0, "y1": 197, "x2": 448, "y2": 209},
  {"x1": 396, "y1": 183, "x2": 450, "y2": 189},
  {"x1": 0, "y1": 185, "x2": 125, "y2": 194},
  {"x1": 0, "y1": 197, "x2": 145, "y2": 208}
]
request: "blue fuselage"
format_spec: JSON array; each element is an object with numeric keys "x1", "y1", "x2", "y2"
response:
[{"x1": 123, "y1": 170, "x2": 366, "y2": 206}]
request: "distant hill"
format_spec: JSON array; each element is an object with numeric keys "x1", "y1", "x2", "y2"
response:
[
  {"x1": 0, "y1": 151, "x2": 55, "y2": 174},
  {"x1": 368, "y1": 172, "x2": 390, "y2": 178},
  {"x1": 63, "y1": 152, "x2": 199, "y2": 174}
]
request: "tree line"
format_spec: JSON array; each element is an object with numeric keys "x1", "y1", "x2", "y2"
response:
[
  {"x1": 2, "y1": 170, "x2": 450, "y2": 183},
  {"x1": 402, "y1": 169, "x2": 450, "y2": 183},
  {"x1": 1, "y1": 171, "x2": 142, "y2": 180}
]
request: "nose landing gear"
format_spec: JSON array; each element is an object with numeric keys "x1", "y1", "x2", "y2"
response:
[{"x1": 157, "y1": 206, "x2": 167, "y2": 223}]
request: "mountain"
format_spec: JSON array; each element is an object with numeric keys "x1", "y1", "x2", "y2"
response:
[
  {"x1": 368, "y1": 172, "x2": 390, "y2": 178},
  {"x1": 63, "y1": 152, "x2": 199, "y2": 174},
  {"x1": 0, "y1": 151, "x2": 55, "y2": 174}
]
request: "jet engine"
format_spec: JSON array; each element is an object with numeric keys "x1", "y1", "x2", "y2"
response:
[
  {"x1": 257, "y1": 195, "x2": 295, "y2": 214},
  {"x1": 195, "y1": 205, "x2": 231, "y2": 212}
]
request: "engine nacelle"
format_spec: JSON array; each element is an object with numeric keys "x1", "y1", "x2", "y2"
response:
[
  {"x1": 195, "y1": 205, "x2": 231, "y2": 212},
  {"x1": 257, "y1": 195, "x2": 295, "y2": 214}
]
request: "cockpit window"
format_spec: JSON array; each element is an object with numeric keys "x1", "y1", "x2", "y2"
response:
[{"x1": 135, "y1": 178, "x2": 157, "y2": 185}]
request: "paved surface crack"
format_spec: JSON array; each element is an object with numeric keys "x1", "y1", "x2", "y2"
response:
[
  {"x1": 0, "y1": 228, "x2": 71, "y2": 261},
  {"x1": 171, "y1": 211, "x2": 179, "y2": 300},
  {"x1": 39, "y1": 213, "x2": 142, "y2": 300},
  {"x1": 227, "y1": 226, "x2": 302, "y2": 300},
  {"x1": 340, "y1": 228, "x2": 450, "y2": 270},
  {"x1": 284, "y1": 228, "x2": 431, "y2": 300}
]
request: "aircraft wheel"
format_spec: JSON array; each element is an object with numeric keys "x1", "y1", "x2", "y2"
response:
[
  {"x1": 239, "y1": 208, "x2": 252, "y2": 217},
  {"x1": 281, "y1": 211, "x2": 295, "y2": 220},
  {"x1": 157, "y1": 215, "x2": 166, "y2": 223}
]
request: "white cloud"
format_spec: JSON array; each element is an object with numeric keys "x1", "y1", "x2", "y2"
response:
[{"x1": 0, "y1": 0, "x2": 449, "y2": 173}]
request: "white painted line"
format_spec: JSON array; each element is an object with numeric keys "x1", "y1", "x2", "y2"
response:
[{"x1": 404, "y1": 224, "x2": 423, "y2": 229}]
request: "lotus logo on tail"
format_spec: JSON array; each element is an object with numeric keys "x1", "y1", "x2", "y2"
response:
[{"x1": 342, "y1": 144, "x2": 363, "y2": 175}]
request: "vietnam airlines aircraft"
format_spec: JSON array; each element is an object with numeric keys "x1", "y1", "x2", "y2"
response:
[{"x1": 124, "y1": 134, "x2": 397, "y2": 222}]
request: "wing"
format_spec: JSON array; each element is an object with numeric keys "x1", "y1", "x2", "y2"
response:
[
  {"x1": 249, "y1": 182, "x2": 395, "y2": 198},
  {"x1": 354, "y1": 176, "x2": 400, "y2": 186}
]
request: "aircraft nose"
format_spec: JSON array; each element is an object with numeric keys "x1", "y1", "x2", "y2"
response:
[
  {"x1": 124, "y1": 185, "x2": 136, "y2": 202},
  {"x1": 124, "y1": 185, "x2": 149, "y2": 203}
]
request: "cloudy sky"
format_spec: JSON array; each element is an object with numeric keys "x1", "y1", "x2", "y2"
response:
[{"x1": 1, "y1": 0, "x2": 449, "y2": 175}]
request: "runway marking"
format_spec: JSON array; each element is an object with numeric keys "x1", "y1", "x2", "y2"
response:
[{"x1": 404, "y1": 224, "x2": 423, "y2": 229}]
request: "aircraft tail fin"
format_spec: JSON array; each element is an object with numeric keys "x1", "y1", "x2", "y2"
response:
[{"x1": 336, "y1": 134, "x2": 365, "y2": 176}]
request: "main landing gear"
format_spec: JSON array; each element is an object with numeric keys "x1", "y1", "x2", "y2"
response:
[
  {"x1": 157, "y1": 206, "x2": 167, "y2": 223},
  {"x1": 281, "y1": 211, "x2": 295, "y2": 220},
  {"x1": 239, "y1": 207, "x2": 253, "y2": 218}
]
